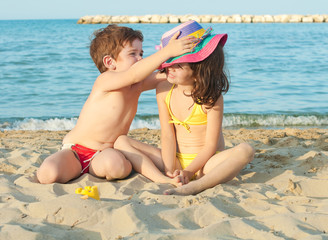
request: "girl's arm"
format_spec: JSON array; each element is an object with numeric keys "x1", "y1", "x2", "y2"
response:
[
  {"x1": 95, "y1": 33, "x2": 195, "y2": 92},
  {"x1": 156, "y1": 82, "x2": 177, "y2": 176},
  {"x1": 181, "y1": 96, "x2": 224, "y2": 181}
]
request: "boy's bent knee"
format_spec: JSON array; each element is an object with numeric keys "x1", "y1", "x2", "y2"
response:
[
  {"x1": 37, "y1": 162, "x2": 60, "y2": 184},
  {"x1": 100, "y1": 149, "x2": 132, "y2": 180},
  {"x1": 37, "y1": 150, "x2": 80, "y2": 184},
  {"x1": 109, "y1": 158, "x2": 132, "y2": 180},
  {"x1": 105, "y1": 158, "x2": 132, "y2": 180}
]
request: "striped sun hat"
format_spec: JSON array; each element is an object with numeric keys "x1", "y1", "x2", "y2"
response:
[{"x1": 158, "y1": 20, "x2": 227, "y2": 69}]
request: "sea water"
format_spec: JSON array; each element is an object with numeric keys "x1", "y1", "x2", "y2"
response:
[{"x1": 0, "y1": 19, "x2": 327, "y2": 130}]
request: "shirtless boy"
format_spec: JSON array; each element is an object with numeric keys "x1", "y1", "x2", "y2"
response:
[{"x1": 37, "y1": 25, "x2": 195, "y2": 184}]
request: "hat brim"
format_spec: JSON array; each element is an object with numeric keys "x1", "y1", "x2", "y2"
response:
[{"x1": 159, "y1": 33, "x2": 227, "y2": 69}]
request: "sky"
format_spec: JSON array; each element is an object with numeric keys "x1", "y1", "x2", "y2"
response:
[{"x1": 0, "y1": 0, "x2": 327, "y2": 20}]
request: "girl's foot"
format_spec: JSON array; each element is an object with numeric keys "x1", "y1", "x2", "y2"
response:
[
  {"x1": 163, "y1": 181, "x2": 200, "y2": 195},
  {"x1": 168, "y1": 175, "x2": 183, "y2": 187}
]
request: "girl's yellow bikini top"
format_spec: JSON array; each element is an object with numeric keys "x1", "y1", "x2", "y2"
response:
[{"x1": 165, "y1": 84, "x2": 207, "y2": 132}]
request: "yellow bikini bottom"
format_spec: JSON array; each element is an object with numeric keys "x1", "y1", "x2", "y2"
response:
[{"x1": 176, "y1": 151, "x2": 220, "y2": 169}]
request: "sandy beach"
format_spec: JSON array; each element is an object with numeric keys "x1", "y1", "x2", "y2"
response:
[{"x1": 0, "y1": 128, "x2": 327, "y2": 239}]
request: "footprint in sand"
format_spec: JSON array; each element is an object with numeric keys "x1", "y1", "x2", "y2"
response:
[{"x1": 286, "y1": 179, "x2": 302, "y2": 195}]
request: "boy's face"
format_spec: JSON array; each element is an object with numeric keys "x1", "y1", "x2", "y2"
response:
[{"x1": 115, "y1": 39, "x2": 143, "y2": 71}]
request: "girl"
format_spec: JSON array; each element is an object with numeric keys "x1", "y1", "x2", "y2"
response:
[{"x1": 114, "y1": 21, "x2": 254, "y2": 195}]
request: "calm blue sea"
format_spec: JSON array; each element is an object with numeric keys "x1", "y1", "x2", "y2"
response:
[{"x1": 0, "y1": 19, "x2": 327, "y2": 130}]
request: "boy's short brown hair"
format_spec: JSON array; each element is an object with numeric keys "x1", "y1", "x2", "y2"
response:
[{"x1": 90, "y1": 24, "x2": 143, "y2": 73}]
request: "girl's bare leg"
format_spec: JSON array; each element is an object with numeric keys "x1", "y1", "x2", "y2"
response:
[
  {"x1": 114, "y1": 135, "x2": 182, "y2": 186},
  {"x1": 164, "y1": 143, "x2": 255, "y2": 195},
  {"x1": 37, "y1": 149, "x2": 82, "y2": 184}
]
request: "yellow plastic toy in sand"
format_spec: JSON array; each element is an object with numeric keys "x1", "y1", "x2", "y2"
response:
[{"x1": 75, "y1": 186, "x2": 100, "y2": 200}]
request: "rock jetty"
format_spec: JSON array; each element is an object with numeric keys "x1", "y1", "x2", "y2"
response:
[{"x1": 77, "y1": 14, "x2": 328, "y2": 24}]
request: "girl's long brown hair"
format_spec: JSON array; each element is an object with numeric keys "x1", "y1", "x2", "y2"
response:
[{"x1": 189, "y1": 44, "x2": 229, "y2": 108}]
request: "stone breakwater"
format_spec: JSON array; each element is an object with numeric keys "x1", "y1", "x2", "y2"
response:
[{"x1": 77, "y1": 14, "x2": 328, "y2": 24}]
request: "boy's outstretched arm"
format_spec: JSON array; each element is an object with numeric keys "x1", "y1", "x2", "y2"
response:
[
  {"x1": 95, "y1": 32, "x2": 196, "y2": 92},
  {"x1": 141, "y1": 71, "x2": 167, "y2": 92}
]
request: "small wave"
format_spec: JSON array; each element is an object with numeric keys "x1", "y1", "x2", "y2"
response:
[
  {"x1": 0, "y1": 117, "x2": 159, "y2": 131},
  {"x1": 1, "y1": 118, "x2": 77, "y2": 131},
  {"x1": 1, "y1": 114, "x2": 327, "y2": 131},
  {"x1": 131, "y1": 118, "x2": 160, "y2": 130},
  {"x1": 223, "y1": 114, "x2": 328, "y2": 128}
]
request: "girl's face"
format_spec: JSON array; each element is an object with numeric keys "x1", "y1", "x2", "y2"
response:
[{"x1": 165, "y1": 63, "x2": 194, "y2": 86}]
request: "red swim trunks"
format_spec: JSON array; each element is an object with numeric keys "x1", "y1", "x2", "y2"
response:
[{"x1": 70, "y1": 144, "x2": 100, "y2": 175}]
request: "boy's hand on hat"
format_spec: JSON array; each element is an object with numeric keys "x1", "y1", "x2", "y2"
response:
[
  {"x1": 171, "y1": 31, "x2": 181, "y2": 39},
  {"x1": 165, "y1": 31, "x2": 197, "y2": 57}
]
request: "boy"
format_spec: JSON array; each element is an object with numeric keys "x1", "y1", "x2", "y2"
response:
[{"x1": 37, "y1": 24, "x2": 195, "y2": 184}]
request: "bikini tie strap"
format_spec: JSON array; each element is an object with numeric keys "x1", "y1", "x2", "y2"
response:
[{"x1": 168, "y1": 120, "x2": 191, "y2": 133}]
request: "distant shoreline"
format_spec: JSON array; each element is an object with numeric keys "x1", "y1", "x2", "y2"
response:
[{"x1": 77, "y1": 14, "x2": 328, "y2": 24}]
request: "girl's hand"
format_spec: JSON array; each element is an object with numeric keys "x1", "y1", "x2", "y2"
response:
[
  {"x1": 167, "y1": 170, "x2": 191, "y2": 185},
  {"x1": 177, "y1": 170, "x2": 194, "y2": 184},
  {"x1": 166, "y1": 169, "x2": 181, "y2": 178},
  {"x1": 166, "y1": 170, "x2": 184, "y2": 186}
]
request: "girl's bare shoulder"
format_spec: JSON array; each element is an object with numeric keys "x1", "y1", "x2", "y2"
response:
[{"x1": 156, "y1": 80, "x2": 173, "y2": 95}]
